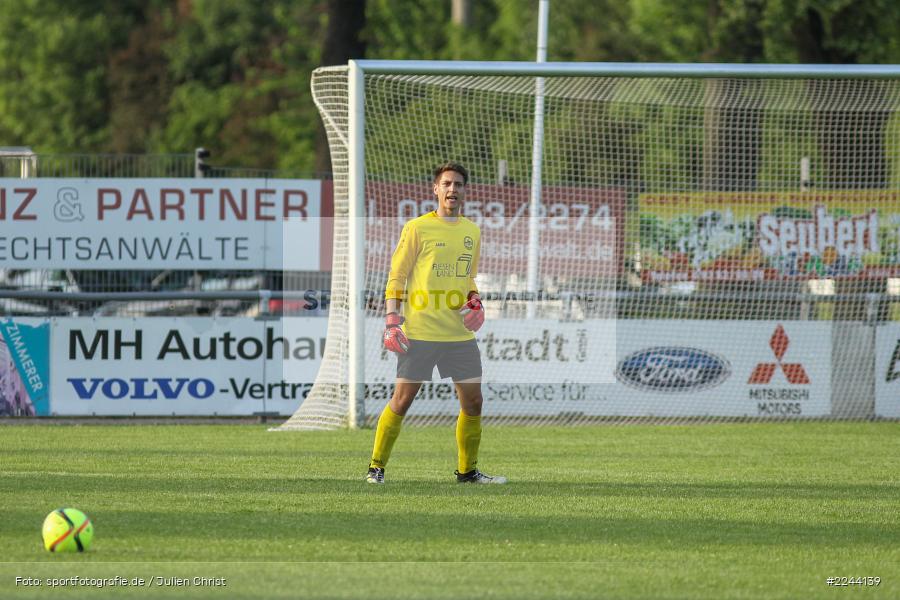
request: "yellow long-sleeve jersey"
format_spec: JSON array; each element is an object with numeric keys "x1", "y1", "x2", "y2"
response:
[{"x1": 385, "y1": 211, "x2": 481, "y2": 341}]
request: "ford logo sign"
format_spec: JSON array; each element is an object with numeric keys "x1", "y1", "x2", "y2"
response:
[{"x1": 615, "y1": 347, "x2": 731, "y2": 392}]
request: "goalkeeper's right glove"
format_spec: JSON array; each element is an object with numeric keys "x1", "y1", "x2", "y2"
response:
[{"x1": 383, "y1": 312, "x2": 409, "y2": 354}]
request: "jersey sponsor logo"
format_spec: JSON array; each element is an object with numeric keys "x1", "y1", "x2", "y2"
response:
[
  {"x1": 431, "y1": 262, "x2": 455, "y2": 277},
  {"x1": 615, "y1": 347, "x2": 731, "y2": 392},
  {"x1": 456, "y1": 253, "x2": 471, "y2": 277},
  {"x1": 432, "y1": 254, "x2": 472, "y2": 278}
]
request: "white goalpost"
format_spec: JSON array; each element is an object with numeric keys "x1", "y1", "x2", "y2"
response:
[{"x1": 276, "y1": 60, "x2": 900, "y2": 430}]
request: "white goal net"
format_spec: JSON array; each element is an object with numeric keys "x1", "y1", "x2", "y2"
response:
[{"x1": 278, "y1": 63, "x2": 900, "y2": 429}]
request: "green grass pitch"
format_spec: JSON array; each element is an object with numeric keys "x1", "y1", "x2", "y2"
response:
[{"x1": 1, "y1": 422, "x2": 898, "y2": 599}]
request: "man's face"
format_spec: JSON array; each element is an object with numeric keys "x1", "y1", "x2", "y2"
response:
[{"x1": 434, "y1": 170, "x2": 466, "y2": 214}]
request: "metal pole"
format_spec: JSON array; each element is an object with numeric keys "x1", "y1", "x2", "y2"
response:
[
  {"x1": 347, "y1": 60, "x2": 366, "y2": 429},
  {"x1": 527, "y1": 0, "x2": 549, "y2": 319}
]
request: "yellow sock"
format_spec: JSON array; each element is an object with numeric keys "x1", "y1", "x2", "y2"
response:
[
  {"x1": 456, "y1": 411, "x2": 482, "y2": 474},
  {"x1": 369, "y1": 404, "x2": 404, "y2": 469}
]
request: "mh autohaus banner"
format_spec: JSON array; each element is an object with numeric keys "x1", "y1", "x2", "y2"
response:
[
  {"x1": 50, "y1": 317, "x2": 328, "y2": 416},
  {"x1": 0, "y1": 178, "x2": 324, "y2": 269}
]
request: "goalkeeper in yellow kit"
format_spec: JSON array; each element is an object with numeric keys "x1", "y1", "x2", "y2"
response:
[{"x1": 366, "y1": 162, "x2": 507, "y2": 485}]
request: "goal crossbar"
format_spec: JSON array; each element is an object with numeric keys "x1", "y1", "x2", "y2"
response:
[{"x1": 352, "y1": 60, "x2": 900, "y2": 80}]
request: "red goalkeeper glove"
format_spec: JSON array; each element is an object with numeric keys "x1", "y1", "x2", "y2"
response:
[
  {"x1": 459, "y1": 292, "x2": 484, "y2": 332},
  {"x1": 383, "y1": 312, "x2": 409, "y2": 354}
]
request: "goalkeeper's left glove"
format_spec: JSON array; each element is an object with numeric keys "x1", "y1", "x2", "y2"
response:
[
  {"x1": 383, "y1": 312, "x2": 409, "y2": 354},
  {"x1": 459, "y1": 292, "x2": 484, "y2": 332}
]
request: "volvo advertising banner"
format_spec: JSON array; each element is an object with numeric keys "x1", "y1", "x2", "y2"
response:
[{"x1": 50, "y1": 318, "x2": 327, "y2": 416}]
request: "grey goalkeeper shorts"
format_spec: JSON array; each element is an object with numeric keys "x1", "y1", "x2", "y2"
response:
[{"x1": 396, "y1": 338, "x2": 482, "y2": 382}]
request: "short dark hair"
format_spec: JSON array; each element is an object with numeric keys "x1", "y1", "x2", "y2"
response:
[{"x1": 433, "y1": 162, "x2": 469, "y2": 185}]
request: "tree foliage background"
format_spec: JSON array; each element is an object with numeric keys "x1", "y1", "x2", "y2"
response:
[{"x1": 1, "y1": 0, "x2": 899, "y2": 175}]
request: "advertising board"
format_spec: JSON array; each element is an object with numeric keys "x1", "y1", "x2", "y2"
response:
[
  {"x1": 639, "y1": 190, "x2": 900, "y2": 282},
  {"x1": 1, "y1": 178, "x2": 323, "y2": 269}
]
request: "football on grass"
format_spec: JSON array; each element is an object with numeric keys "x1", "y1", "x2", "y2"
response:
[{"x1": 42, "y1": 508, "x2": 93, "y2": 552}]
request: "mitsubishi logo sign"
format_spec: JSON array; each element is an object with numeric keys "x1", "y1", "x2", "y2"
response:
[{"x1": 748, "y1": 324, "x2": 810, "y2": 385}]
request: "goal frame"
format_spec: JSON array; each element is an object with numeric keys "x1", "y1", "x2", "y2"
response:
[{"x1": 342, "y1": 60, "x2": 900, "y2": 429}]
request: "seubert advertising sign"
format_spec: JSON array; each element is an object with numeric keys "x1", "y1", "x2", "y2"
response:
[
  {"x1": 638, "y1": 190, "x2": 900, "y2": 282},
  {"x1": 0, "y1": 178, "x2": 324, "y2": 269}
]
